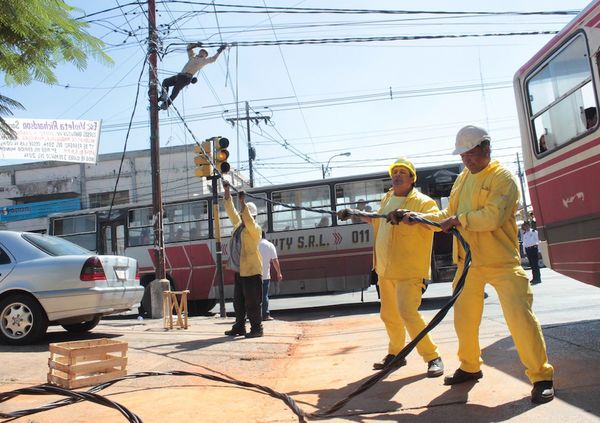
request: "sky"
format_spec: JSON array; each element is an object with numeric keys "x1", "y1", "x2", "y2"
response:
[{"x1": 0, "y1": 0, "x2": 591, "y2": 188}]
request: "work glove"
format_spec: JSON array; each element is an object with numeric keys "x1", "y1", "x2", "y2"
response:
[
  {"x1": 386, "y1": 209, "x2": 408, "y2": 225},
  {"x1": 217, "y1": 44, "x2": 227, "y2": 53},
  {"x1": 195, "y1": 42, "x2": 203, "y2": 47},
  {"x1": 336, "y1": 208, "x2": 353, "y2": 221}
]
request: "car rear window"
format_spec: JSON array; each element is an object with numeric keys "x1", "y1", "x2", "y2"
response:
[{"x1": 22, "y1": 233, "x2": 91, "y2": 256}]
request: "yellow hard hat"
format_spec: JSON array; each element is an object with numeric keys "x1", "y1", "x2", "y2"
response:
[{"x1": 388, "y1": 157, "x2": 417, "y2": 182}]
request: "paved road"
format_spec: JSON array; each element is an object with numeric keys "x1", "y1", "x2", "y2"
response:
[{"x1": 0, "y1": 267, "x2": 599, "y2": 422}]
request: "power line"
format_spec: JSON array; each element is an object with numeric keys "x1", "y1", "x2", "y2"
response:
[{"x1": 164, "y1": 30, "x2": 560, "y2": 51}]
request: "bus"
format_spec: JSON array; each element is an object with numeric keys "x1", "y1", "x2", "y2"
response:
[
  {"x1": 514, "y1": 0, "x2": 600, "y2": 287},
  {"x1": 49, "y1": 163, "x2": 463, "y2": 314}
]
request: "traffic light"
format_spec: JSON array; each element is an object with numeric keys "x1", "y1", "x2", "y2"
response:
[
  {"x1": 194, "y1": 140, "x2": 213, "y2": 178},
  {"x1": 215, "y1": 137, "x2": 230, "y2": 173}
]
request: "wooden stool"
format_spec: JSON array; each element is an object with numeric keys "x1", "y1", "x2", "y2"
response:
[{"x1": 163, "y1": 290, "x2": 190, "y2": 330}]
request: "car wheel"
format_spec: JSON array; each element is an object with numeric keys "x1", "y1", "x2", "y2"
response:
[
  {"x1": 61, "y1": 316, "x2": 101, "y2": 333},
  {"x1": 0, "y1": 294, "x2": 48, "y2": 345}
]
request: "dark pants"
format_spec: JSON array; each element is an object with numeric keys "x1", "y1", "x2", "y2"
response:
[
  {"x1": 161, "y1": 73, "x2": 193, "y2": 106},
  {"x1": 262, "y1": 279, "x2": 271, "y2": 319},
  {"x1": 232, "y1": 273, "x2": 263, "y2": 333},
  {"x1": 525, "y1": 246, "x2": 541, "y2": 282}
]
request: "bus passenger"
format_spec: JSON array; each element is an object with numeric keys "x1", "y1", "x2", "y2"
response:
[
  {"x1": 585, "y1": 106, "x2": 597, "y2": 129},
  {"x1": 538, "y1": 134, "x2": 547, "y2": 153},
  {"x1": 222, "y1": 181, "x2": 264, "y2": 338},
  {"x1": 338, "y1": 157, "x2": 444, "y2": 378},
  {"x1": 402, "y1": 125, "x2": 554, "y2": 404},
  {"x1": 316, "y1": 216, "x2": 330, "y2": 227}
]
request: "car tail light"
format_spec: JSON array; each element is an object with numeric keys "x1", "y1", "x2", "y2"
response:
[
  {"x1": 80, "y1": 257, "x2": 107, "y2": 282},
  {"x1": 135, "y1": 263, "x2": 140, "y2": 281}
]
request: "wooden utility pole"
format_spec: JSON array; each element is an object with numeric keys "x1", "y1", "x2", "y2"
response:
[
  {"x1": 147, "y1": 0, "x2": 168, "y2": 317},
  {"x1": 516, "y1": 152, "x2": 529, "y2": 221},
  {"x1": 226, "y1": 101, "x2": 269, "y2": 187}
]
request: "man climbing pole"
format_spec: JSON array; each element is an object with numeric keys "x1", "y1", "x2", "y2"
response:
[{"x1": 159, "y1": 42, "x2": 226, "y2": 110}]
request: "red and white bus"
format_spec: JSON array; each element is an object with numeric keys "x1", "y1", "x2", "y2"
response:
[
  {"x1": 49, "y1": 163, "x2": 462, "y2": 314},
  {"x1": 514, "y1": 0, "x2": 600, "y2": 287}
]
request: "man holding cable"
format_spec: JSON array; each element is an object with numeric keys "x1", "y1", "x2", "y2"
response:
[
  {"x1": 395, "y1": 126, "x2": 554, "y2": 404},
  {"x1": 222, "y1": 180, "x2": 264, "y2": 338},
  {"x1": 338, "y1": 157, "x2": 444, "y2": 378}
]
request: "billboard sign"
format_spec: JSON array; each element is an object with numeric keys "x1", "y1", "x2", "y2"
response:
[{"x1": 0, "y1": 118, "x2": 101, "y2": 163}]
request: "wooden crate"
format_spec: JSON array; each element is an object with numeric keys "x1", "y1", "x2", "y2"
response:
[{"x1": 47, "y1": 338, "x2": 128, "y2": 389}]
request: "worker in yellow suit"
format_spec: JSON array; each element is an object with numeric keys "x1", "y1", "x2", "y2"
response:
[
  {"x1": 338, "y1": 158, "x2": 444, "y2": 378},
  {"x1": 399, "y1": 126, "x2": 554, "y2": 404}
]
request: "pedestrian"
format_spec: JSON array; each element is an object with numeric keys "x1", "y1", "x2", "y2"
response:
[
  {"x1": 403, "y1": 125, "x2": 554, "y2": 404},
  {"x1": 338, "y1": 157, "x2": 444, "y2": 378},
  {"x1": 522, "y1": 221, "x2": 542, "y2": 284},
  {"x1": 222, "y1": 180, "x2": 264, "y2": 338},
  {"x1": 258, "y1": 231, "x2": 283, "y2": 321},
  {"x1": 159, "y1": 43, "x2": 226, "y2": 110}
]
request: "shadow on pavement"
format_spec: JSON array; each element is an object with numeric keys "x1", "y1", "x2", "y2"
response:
[
  {"x1": 481, "y1": 318, "x2": 600, "y2": 418},
  {"x1": 286, "y1": 371, "x2": 533, "y2": 422}
]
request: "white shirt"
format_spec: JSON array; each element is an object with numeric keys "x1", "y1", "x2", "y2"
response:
[
  {"x1": 522, "y1": 229, "x2": 540, "y2": 248},
  {"x1": 258, "y1": 238, "x2": 278, "y2": 280}
]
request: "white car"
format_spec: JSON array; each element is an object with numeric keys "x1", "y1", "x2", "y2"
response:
[{"x1": 0, "y1": 231, "x2": 144, "y2": 345}]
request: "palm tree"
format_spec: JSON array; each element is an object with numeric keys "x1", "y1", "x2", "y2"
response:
[{"x1": 0, "y1": 94, "x2": 24, "y2": 139}]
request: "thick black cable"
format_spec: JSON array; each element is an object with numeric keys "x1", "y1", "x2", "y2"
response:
[
  {"x1": 0, "y1": 384, "x2": 142, "y2": 422},
  {"x1": 309, "y1": 211, "x2": 471, "y2": 418},
  {"x1": 0, "y1": 213, "x2": 470, "y2": 422}
]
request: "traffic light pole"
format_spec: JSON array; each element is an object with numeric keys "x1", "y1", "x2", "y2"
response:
[
  {"x1": 211, "y1": 176, "x2": 227, "y2": 318},
  {"x1": 225, "y1": 101, "x2": 269, "y2": 187}
]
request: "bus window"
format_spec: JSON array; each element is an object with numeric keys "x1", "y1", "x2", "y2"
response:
[
  {"x1": 527, "y1": 33, "x2": 597, "y2": 155},
  {"x1": 128, "y1": 206, "x2": 154, "y2": 246},
  {"x1": 334, "y1": 178, "x2": 389, "y2": 225},
  {"x1": 164, "y1": 200, "x2": 209, "y2": 242},
  {"x1": 219, "y1": 193, "x2": 267, "y2": 237},
  {"x1": 52, "y1": 214, "x2": 97, "y2": 251},
  {"x1": 272, "y1": 186, "x2": 331, "y2": 231}
]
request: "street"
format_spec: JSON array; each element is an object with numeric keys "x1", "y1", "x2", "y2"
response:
[{"x1": 1, "y1": 267, "x2": 599, "y2": 422}]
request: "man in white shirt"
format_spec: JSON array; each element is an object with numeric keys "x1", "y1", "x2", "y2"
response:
[
  {"x1": 258, "y1": 232, "x2": 282, "y2": 321},
  {"x1": 159, "y1": 43, "x2": 225, "y2": 110},
  {"x1": 522, "y1": 221, "x2": 542, "y2": 284}
]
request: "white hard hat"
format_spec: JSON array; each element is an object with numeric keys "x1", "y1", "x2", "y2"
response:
[
  {"x1": 453, "y1": 125, "x2": 491, "y2": 155},
  {"x1": 246, "y1": 202, "x2": 258, "y2": 217}
]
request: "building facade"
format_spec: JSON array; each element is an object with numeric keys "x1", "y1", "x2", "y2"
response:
[{"x1": 0, "y1": 144, "x2": 244, "y2": 233}]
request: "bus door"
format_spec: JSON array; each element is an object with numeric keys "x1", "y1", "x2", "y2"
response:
[{"x1": 98, "y1": 213, "x2": 127, "y2": 256}]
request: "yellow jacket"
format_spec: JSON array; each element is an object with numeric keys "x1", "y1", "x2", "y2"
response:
[
  {"x1": 424, "y1": 160, "x2": 521, "y2": 267},
  {"x1": 224, "y1": 197, "x2": 263, "y2": 277},
  {"x1": 372, "y1": 187, "x2": 439, "y2": 280}
]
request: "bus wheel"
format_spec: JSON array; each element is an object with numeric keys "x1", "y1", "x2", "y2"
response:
[{"x1": 188, "y1": 299, "x2": 217, "y2": 316}]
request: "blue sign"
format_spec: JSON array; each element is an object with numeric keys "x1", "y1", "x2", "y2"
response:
[{"x1": 0, "y1": 198, "x2": 81, "y2": 222}]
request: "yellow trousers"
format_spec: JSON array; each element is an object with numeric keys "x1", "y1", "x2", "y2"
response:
[
  {"x1": 379, "y1": 278, "x2": 440, "y2": 362},
  {"x1": 452, "y1": 265, "x2": 554, "y2": 383}
]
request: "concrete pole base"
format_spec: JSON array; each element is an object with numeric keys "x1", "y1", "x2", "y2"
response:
[{"x1": 146, "y1": 278, "x2": 171, "y2": 319}]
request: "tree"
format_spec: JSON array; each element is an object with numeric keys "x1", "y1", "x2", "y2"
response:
[{"x1": 0, "y1": 0, "x2": 112, "y2": 138}]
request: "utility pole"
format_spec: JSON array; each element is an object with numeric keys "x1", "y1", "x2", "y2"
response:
[
  {"x1": 147, "y1": 0, "x2": 168, "y2": 317},
  {"x1": 225, "y1": 101, "x2": 270, "y2": 187},
  {"x1": 516, "y1": 152, "x2": 529, "y2": 222}
]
